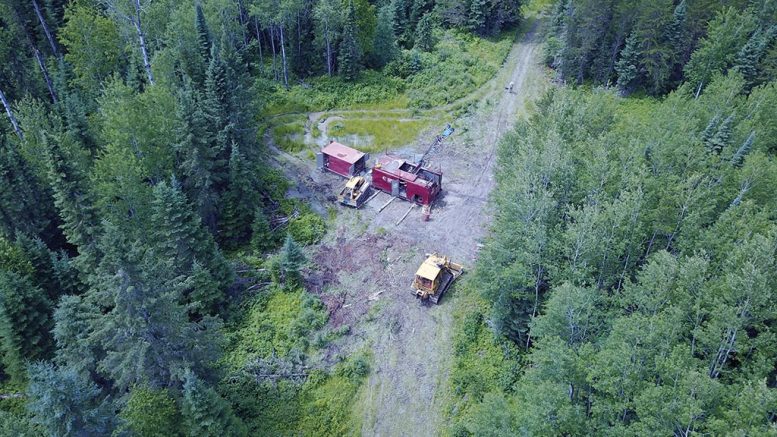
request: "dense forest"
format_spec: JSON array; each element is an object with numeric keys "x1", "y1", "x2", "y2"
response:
[
  {"x1": 0, "y1": 0, "x2": 518, "y2": 434},
  {"x1": 2, "y1": 0, "x2": 777, "y2": 435},
  {"x1": 448, "y1": 1, "x2": 777, "y2": 435}
]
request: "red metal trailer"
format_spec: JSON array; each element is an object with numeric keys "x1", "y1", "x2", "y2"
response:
[
  {"x1": 371, "y1": 156, "x2": 442, "y2": 205},
  {"x1": 317, "y1": 141, "x2": 368, "y2": 178}
]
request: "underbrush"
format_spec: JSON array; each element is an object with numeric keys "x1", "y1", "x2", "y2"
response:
[
  {"x1": 407, "y1": 31, "x2": 514, "y2": 109},
  {"x1": 220, "y1": 285, "x2": 369, "y2": 435},
  {"x1": 262, "y1": 71, "x2": 406, "y2": 115},
  {"x1": 260, "y1": 29, "x2": 515, "y2": 119},
  {"x1": 444, "y1": 280, "x2": 521, "y2": 436}
]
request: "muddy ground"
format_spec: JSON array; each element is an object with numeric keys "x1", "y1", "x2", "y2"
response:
[{"x1": 270, "y1": 20, "x2": 545, "y2": 437}]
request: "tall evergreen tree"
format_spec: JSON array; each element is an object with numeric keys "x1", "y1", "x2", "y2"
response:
[
  {"x1": 730, "y1": 131, "x2": 754, "y2": 167},
  {"x1": 280, "y1": 234, "x2": 305, "y2": 288},
  {"x1": 338, "y1": 0, "x2": 362, "y2": 81},
  {"x1": 414, "y1": 13, "x2": 435, "y2": 52},
  {"x1": 195, "y1": 3, "x2": 212, "y2": 63},
  {"x1": 615, "y1": 32, "x2": 640, "y2": 95},
  {"x1": 221, "y1": 146, "x2": 255, "y2": 248},
  {"x1": 175, "y1": 77, "x2": 218, "y2": 234},
  {"x1": 27, "y1": 362, "x2": 114, "y2": 436},
  {"x1": 372, "y1": 5, "x2": 398, "y2": 68},
  {"x1": 42, "y1": 132, "x2": 101, "y2": 273},
  {"x1": 91, "y1": 227, "x2": 223, "y2": 391},
  {"x1": 149, "y1": 180, "x2": 233, "y2": 313},
  {"x1": 0, "y1": 271, "x2": 53, "y2": 383},
  {"x1": 182, "y1": 370, "x2": 247, "y2": 437}
]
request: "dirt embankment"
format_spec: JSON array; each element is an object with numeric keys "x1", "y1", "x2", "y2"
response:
[{"x1": 271, "y1": 19, "x2": 545, "y2": 437}]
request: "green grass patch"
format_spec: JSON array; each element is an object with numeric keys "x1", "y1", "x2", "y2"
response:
[
  {"x1": 328, "y1": 117, "x2": 435, "y2": 152},
  {"x1": 271, "y1": 119, "x2": 307, "y2": 152}
]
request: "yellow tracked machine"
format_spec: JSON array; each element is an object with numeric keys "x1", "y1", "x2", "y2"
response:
[
  {"x1": 411, "y1": 253, "x2": 464, "y2": 304},
  {"x1": 338, "y1": 176, "x2": 371, "y2": 208}
]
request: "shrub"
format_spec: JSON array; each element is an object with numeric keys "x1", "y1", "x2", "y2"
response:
[{"x1": 288, "y1": 211, "x2": 326, "y2": 245}]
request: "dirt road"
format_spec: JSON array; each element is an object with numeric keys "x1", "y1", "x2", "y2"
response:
[{"x1": 273, "y1": 20, "x2": 544, "y2": 437}]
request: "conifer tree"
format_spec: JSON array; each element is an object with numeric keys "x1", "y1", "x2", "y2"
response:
[
  {"x1": 280, "y1": 234, "x2": 305, "y2": 288},
  {"x1": 707, "y1": 114, "x2": 734, "y2": 154},
  {"x1": 251, "y1": 209, "x2": 273, "y2": 253},
  {"x1": 0, "y1": 137, "x2": 58, "y2": 242},
  {"x1": 616, "y1": 33, "x2": 640, "y2": 95},
  {"x1": 149, "y1": 180, "x2": 233, "y2": 312},
  {"x1": 0, "y1": 271, "x2": 53, "y2": 383},
  {"x1": 175, "y1": 77, "x2": 218, "y2": 233},
  {"x1": 414, "y1": 14, "x2": 435, "y2": 52},
  {"x1": 182, "y1": 370, "x2": 247, "y2": 437},
  {"x1": 372, "y1": 5, "x2": 399, "y2": 67},
  {"x1": 701, "y1": 114, "x2": 720, "y2": 147},
  {"x1": 92, "y1": 232, "x2": 222, "y2": 391},
  {"x1": 195, "y1": 3, "x2": 212, "y2": 63},
  {"x1": 42, "y1": 132, "x2": 101, "y2": 273},
  {"x1": 338, "y1": 0, "x2": 362, "y2": 81},
  {"x1": 221, "y1": 146, "x2": 254, "y2": 248},
  {"x1": 668, "y1": 0, "x2": 689, "y2": 64},
  {"x1": 27, "y1": 362, "x2": 114, "y2": 436},
  {"x1": 734, "y1": 26, "x2": 777, "y2": 91},
  {"x1": 468, "y1": 0, "x2": 488, "y2": 35}
]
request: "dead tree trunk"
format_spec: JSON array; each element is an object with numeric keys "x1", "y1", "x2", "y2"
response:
[
  {"x1": 279, "y1": 25, "x2": 289, "y2": 88},
  {"x1": 32, "y1": 0, "x2": 59, "y2": 57},
  {"x1": 34, "y1": 48, "x2": 57, "y2": 103},
  {"x1": 253, "y1": 18, "x2": 264, "y2": 71},
  {"x1": 324, "y1": 21, "x2": 332, "y2": 76},
  {"x1": 132, "y1": 0, "x2": 154, "y2": 85},
  {"x1": 269, "y1": 25, "x2": 278, "y2": 81},
  {"x1": 0, "y1": 87, "x2": 23, "y2": 140}
]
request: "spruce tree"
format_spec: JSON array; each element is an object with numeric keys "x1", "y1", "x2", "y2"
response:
[
  {"x1": 707, "y1": 114, "x2": 734, "y2": 154},
  {"x1": 92, "y1": 232, "x2": 222, "y2": 391},
  {"x1": 339, "y1": 0, "x2": 362, "y2": 81},
  {"x1": 372, "y1": 5, "x2": 399, "y2": 68},
  {"x1": 182, "y1": 371, "x2": 247, "y2": 437},
  {"x1": 195, "y1": 3, "x2": 212, "y2": 63},
  {"x1": 251, "y1": 209, "x2": 273, "y2": 253},
  {"x1": 0, "y1": 271, "x2": 54, "y2": 383},
  {"x1": 280, "y1": 234, "x2": 305, "y2": 288},
  {"x1": 42, "y1": 132, "x2": 101, "y2": 273},
  {"x1": 0, "y1": 137, "x2": 58, "y2": 243},
  {"x1": 175, "y1": 77, "x2": 218, "y2": 234},
  {"x1": 221, "y1": 146, "x2": 254, "y2": 248},
  {"x1": 27, "y1": 362, "x2": 114, "y2": 436},
  {"x1": 414, "y1": 14, "x2": 435, "y2": 52},
  {"x1": 701, "y1": 114, "x2": 720, "y2": 147},
  {"x1": 149, "y1": 180, "x2": 233, "y2": 313},
  {"x1": 734, "y1": 26, "x2": 777, "y2": 91},
  {"x1": 615, "y1": 33, "x2": 641, "y2": 95},
  {"x1": 669, "y1": 0, "x2": 689, "y2": 61},
  {"x1": 468, "y1": 0, "x2": 488, "y2": 36}
]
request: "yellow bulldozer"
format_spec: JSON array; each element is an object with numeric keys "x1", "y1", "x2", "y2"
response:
[
  {"x1": 411, "y1": 253, "x2": 464, "y2": 304},
  {"x1": 338, "y1": 176, "x2": 371, "y2": 208}
]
